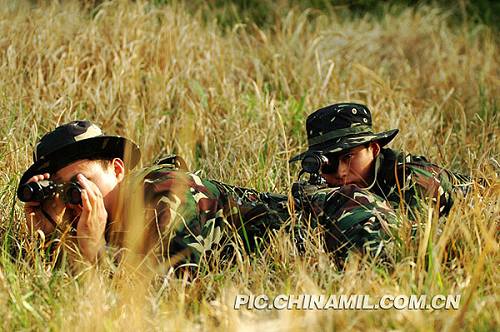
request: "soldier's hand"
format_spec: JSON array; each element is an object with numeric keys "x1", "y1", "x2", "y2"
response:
[
  {"x1": 23, "y1": 173, "x2": 66, "y2": 236},
  {"x1": 74, "y1": 174, "x2": 107, "y2": 263}
]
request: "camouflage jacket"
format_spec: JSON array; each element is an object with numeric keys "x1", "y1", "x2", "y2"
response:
[
  {"x1": 285, "y1": 148, "x2": 475, "y2": 261},
  {"x1": 369, "y1": 148, "x2": 472, "y2": 218},
  {"x1": 292, "y1": 183, "x2": 400, "y2": 261},
  {"x1": 108, "y1": 162, "x2": 288, "y2": 268},
  {"x1": 107, "y1": 160, "x2": 400, "y2": 267}
]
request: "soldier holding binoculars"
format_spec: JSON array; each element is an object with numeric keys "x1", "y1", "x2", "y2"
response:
[
  {"x1": 19, "y1": 122, "x2": 137, "y2": 262},
  {"x1": 18, "y1": 121, "x2": 287, "y2": 266}
]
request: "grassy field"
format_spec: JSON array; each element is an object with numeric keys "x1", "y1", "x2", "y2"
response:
[{"x1": 0, "y1": 0, "x2": 498, "y2": 330}]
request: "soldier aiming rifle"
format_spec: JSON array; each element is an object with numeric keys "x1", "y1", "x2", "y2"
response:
[{"x1": 288, "y1": 102, "x2": 477, "y2": 259}]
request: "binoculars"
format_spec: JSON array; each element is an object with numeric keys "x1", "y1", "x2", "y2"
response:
[{"x1": 17, "y1": 180, "x2": 82, "y2": 205}]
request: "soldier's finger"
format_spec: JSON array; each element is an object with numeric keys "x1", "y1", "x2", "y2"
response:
[
  {"x1": 77, "y1": 174, "x2": 100, "y2": 202},
  {"x1": 26, "y1": 173, "x2": 50, "y2": 184},
  {"x1": 79, "y1": 189, "x2": 92, "y2": 222},
  {"x1": 27, "y1": 175, "x2": 42, "y2": 184},
  {"x1": 24, "y1": 201, "x2": 41, "y2": 207}
]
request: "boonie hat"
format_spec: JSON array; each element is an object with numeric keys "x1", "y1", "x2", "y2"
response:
[
  {"x1": 19, "y1": 120, "x2": 141, "y2": 185},
  {"x1": 290, "y1": 103, "x2": 398, "y2": 162}
]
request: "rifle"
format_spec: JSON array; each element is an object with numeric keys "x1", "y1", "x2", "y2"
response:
[{"x1": 291, "y1": 151, "x2": 330, "y2": 209}]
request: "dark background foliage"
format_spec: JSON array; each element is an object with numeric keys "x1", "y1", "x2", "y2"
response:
[{"x1": 147, "y1": 0, "x2": 499, "y2": 30}]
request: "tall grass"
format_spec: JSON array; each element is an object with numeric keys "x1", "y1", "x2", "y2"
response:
[{"x1": 0, "y1": 0, "x2": 498, "y2": 330}]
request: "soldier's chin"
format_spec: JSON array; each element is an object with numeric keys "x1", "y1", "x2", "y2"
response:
[
  {"x1": 64, "y1": 206, "x2": 82, "y2": 226},
  {"x1": 327, "y1": 179, "x2": 351, "y2": 187}
]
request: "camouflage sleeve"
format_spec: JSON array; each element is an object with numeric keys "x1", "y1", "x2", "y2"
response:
[
  {"x1": 142, "y1": 169, "x2": 226, "y2": 267},
  {"x1": 205, "y1": 180, "x2": 290, "y2": 252},
  {"x1": 141, "y1": 169, "x2": 289, "y2": 267},
  {"x1": 399, "y1": 156, "x2": 473, "y2": 217},
  {"x1": 302, "y1": 184, "x2": 400, "y2": 261}
]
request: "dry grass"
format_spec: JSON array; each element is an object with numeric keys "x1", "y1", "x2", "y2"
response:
[{"x1": 0, "y1": 0, "x2": 498, "y2": 330}]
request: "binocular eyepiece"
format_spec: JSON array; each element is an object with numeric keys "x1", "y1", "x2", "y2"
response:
[{"x1": 17, "y1": 180, "x2": 82, "y2": 205}]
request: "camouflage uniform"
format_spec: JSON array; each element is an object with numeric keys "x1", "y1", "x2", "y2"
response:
[
  {"x1": 292, "y1": 183, "x2": 400, "y2": 260},
  {"x1": 289, "y1": 103, "x2": 474, "y2": 261},
  {"x1": 18, "y1": 120, "x2": 400, "y2": 268},
  {"x1": 369, "y1": 147, "x2": 472, "y2": 219},
  {"x1": 20, "y1": 118, "x2": 469, "y2": 268},
  {"x1": 110, "y1": 161, "x2": 287, "y2": 267},
  {"x1": 107, "y1": 158, "x2": 400, "y2": 267}
]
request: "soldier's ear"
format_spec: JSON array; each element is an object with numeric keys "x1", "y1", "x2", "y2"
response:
[
  {"x1": 370, "y1": 142, "x2": 381, "y2": 158},
  {"x1": 112, "y1": 158, "x2": 125, "y2": 182}
]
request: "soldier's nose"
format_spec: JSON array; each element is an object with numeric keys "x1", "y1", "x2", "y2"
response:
[{"x1": 337, "y1": 161, "x2": 349, "y2": 177}]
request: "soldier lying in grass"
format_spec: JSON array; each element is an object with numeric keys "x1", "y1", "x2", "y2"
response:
[
  {"x1": 18, "y1": 120, "x2": 398, "y2": 269},
  {"x1": 18, "y1": 120, "x2": 286, "y2": 267},
  {"x1": 288, "y1": 102, "x2": 475, "y2": 258}
]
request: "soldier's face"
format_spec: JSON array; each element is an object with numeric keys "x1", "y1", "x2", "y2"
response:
[
  {"x1": 52, "y1": 158, "x2": 125, "y2": 215},
  {"x1": 321, "y1": 143, "x2": 379, "y2": 187}
]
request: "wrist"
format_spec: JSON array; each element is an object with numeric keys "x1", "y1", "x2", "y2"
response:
[{"x1": 78, "y1": 237, "x2": 106, "y2": 263}]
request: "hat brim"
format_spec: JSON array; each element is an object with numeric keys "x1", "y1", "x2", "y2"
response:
[
  {"x1": 289, "y1": 129, "x2": 398, "y2": 163},
  {"x1": 19, "y1": 136, "x2": 141, "y2": 185}
]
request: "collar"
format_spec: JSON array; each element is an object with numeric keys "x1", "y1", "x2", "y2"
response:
[{"x1": 363, "y1": 151, "x2": 383, "y2": 191}]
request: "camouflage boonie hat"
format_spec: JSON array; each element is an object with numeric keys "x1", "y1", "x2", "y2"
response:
[
  {"x1": 290, "y1": 103, "x2": 398, "y2": 162},
  {"x1": 19, "y1": 120, "x2": 141, "y2": 185}
]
